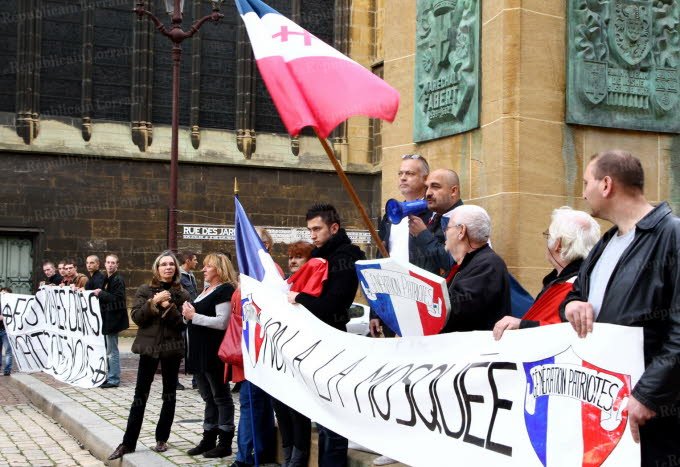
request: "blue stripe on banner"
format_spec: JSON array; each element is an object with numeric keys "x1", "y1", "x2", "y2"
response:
[
  {"x1": 234, "y1": 197, "x2": 267, "y2": 281},
  {"x1": 523, "y1": 356, "x2": 553, "y2": 467},
  {"x1": 234, "y1": 0, "x2": 279, "y2": 17},
  {"x1": 355, "y1": 263, "x2": 402, "y2": 336}
]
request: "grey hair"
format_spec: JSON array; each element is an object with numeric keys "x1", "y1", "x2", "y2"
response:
[
  {"x1": 451, "y1": 205, "x2": 491, "y2": 243},
  {"x1": 548, "y1": 206, "x2": 601, "y2": 263}
]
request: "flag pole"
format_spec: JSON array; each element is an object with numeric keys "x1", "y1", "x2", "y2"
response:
[{"x1": 314, "y1": 128, "x2": 389, "y2": 258}]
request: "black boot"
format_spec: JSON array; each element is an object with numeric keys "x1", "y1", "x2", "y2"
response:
[
  {"x1": 187, "y1": 430, "x2": 218, "y2": 456},
  {"x1": 281, "y1": 445, "x2": 293, "y2": 467},
  {"x1": 203, "y1": 429, "x2": 234, "y2": 458},
  {"x1": 289, "y1": 446, "x2": 309, "y2": 467}
]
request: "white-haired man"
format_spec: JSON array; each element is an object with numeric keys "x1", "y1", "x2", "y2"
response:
[
  {"x1": 440, "y1": 205, "x2": 511, "y2": 333},
  {"x1": 493, "y1": 207, "x2": 600, "y2": 339}
]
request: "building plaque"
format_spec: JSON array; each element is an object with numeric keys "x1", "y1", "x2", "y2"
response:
[
  {"x1": 414, "y1": 0, "x2": 480, "y2": 142},
  {"x1": 567, "y1": 0, "x2": 680, "y2": 133},
  {"x1": 179, "y1": 224, "x2": 372, "y2": 245}
]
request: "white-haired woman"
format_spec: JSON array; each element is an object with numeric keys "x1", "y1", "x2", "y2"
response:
[
  {"x1": 493, "y1": 207, "x2": 601, "y2": 339},
  {"x1": 109, "y1": 251, "x2": 190, "y2": 459}
]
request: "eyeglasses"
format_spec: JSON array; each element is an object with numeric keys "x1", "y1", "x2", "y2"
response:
[
  {"x1": 542, "y1": 230, "x2": 550, "y2": 239},
  {"x1": 401, "y1": 154, "x2": 430, "y2": 171}
]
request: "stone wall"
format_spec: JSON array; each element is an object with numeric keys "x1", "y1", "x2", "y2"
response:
[
  {"x1": 382, "y1": 0, "x2": 680, "y2": 295},
  {"x1": 0, "y1": 151, "x2": 379, "y2": 304}
]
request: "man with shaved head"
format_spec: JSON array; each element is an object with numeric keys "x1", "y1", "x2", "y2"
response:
[{"x1": 408, "y1": 168, "x2": 463, "y2": 275}]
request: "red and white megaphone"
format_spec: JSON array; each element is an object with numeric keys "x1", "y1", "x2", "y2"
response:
[{"x1": 385, "y1": 199, "x2": 428, "y2": 224}]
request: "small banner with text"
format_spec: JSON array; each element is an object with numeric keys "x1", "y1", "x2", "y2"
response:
[{"x1": 1, "y1": 287, "x2": 107, "y2": 388}]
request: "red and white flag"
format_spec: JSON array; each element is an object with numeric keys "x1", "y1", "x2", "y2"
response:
[{"x1": 234, "y1": 0, "x2": 400, "y2": 137}]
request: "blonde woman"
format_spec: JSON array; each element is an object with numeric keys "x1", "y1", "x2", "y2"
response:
[
  {"x1": 182, "y1": 253, "x2": 238, "y2": 458},
  {"x1": 109, "y1": 251, "x2": 190, "y2": 460}
]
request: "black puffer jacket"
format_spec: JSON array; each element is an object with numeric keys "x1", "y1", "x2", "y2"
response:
[
  {"x1": 296, "y1": 229, "x2": 366, "y2": 331},
  {"x1": 560, "y1": 202, "x2": 680, "y2": 413},
  {"x1": 130, "y1": 281, "x2": 189, "y2": 358}
]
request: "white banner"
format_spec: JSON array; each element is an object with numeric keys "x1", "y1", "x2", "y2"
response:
[
  {"x1": 1, "y1": 287, "x2": 107, "y2": 388},
  {"x1": 241, "y1": 274, "x2": 644, "y2": 466}
]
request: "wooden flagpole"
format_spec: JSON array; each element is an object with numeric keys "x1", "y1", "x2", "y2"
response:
[{"x1": 314, "y1": 128, "x2": 389, "y2": 258}]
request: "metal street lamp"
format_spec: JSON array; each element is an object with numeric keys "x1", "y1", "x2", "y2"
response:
[{"x1": 134, "y1": 0, "x2": 224, "y2": 252}]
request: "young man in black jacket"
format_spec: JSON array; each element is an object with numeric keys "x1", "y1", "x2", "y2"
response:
[
  {"x1": 288, "y1": 204, "x2": 365, "y2": 467},
  {"x1": 562, "y1": 149, "x2": 680, "y2": 465},
  {"x1": 93, "y1": 254, "x2": 130, "y2": 388}
]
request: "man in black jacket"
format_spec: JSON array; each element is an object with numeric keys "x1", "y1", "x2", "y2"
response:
[
  {"x1": 561, "y1": 149, "x2": 680, "y2": 465},
  {"x1": 440, "y1": 205, "x2": 510, "y2": 333},
  {"x1": 409, "y1": 168, "x2": 463, "y2": 275},
  {"x1": 93, "y1": 254, "x2": 130, "y2": 388},
  {"x1": 85, "y1": 255, "x2": 106, "y2": 290},
  {"x1": 288, "y1": 204, "x2": 365, "y2": 467}
]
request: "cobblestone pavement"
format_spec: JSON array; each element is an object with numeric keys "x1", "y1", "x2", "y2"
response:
[
  {"x1": 28, "y1": 340, "x2": 244, "y2": 466},
  {"x1": 0, "y1": 373, "x2": 104, "y2": 467}
]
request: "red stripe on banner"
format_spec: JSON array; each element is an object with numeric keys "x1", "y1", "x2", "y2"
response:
[
  {"x1": 408, "y1": 269, "x2": 448, "y2": 335},
  {"x1": 580, "y1": 360, "x2": 631, "y2": 467},
  {"x1": 256, "y1": 55, "x2": 399, "y2": 137}
]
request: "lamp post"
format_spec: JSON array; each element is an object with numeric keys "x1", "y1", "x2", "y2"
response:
[{"x1": 134, "y1": 0, "x2": 224, "y2": 252}]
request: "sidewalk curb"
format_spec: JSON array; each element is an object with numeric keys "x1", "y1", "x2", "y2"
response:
[{"x1": 9, "y1": 373, "x2": 169, "y2": 466}]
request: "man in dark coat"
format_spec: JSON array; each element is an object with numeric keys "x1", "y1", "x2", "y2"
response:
[
  {"x1": 94, "y1": 254, "x2": 129, "y2": 388},
  {"x1": 288, "y1": 203, "x2": 365, "y2": 467},
  {"x1": 85, "y1": 255, "x2": 106, "y2": 290},
  {"x1": 561, "y1": 149, "x2": 680, "y2": 465},
  {"x1": 41, "y1": 261, "x2": 62, "y2": 286},
  {"x1": 440, "y1": 205, "x2": 511, "y2": 333}
]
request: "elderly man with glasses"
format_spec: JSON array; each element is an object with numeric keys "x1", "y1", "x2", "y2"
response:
[{"x1": 440, "y1": 205, "x2": 511, "y2": 333}]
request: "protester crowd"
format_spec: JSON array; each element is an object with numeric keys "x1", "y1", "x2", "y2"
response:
[{"x1": 13, "y1": 149, "x2": 676, "y2": 467}]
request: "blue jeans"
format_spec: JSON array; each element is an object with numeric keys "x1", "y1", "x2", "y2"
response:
[
  {"x1": 105, "y1": 334, "x2": 120, "y2": 385},
  {"x1": 317, "y1": 423, "x2": 347, "y2": 467},
  {"x1": 0, "y1": 330, "x2": 12, "y2": 375},
  {"x1": 236, "y1": 381, "x2": 276, "y2": 464}
]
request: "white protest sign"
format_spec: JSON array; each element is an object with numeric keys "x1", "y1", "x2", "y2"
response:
[
  {"x1": 240, "y1": 274, "x2": 643, "y2": 467},
  {"x1": 1, "y1": 287, "x2": 107, "y2": 388}
]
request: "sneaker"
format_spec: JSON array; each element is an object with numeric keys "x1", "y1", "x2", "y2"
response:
[
  {"x1": 100, "y1": 382, "x2": 119, "y2": 388},
  {"x1": 176, "y1": 381, "x2": 186, "y2": 390},
  {"x1": 373, "y1": 455, "x2": 397, "y2": 466}
]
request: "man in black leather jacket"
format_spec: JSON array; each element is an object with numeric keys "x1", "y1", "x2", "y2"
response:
[{"x1": 561, "y1": 149, "x2": 680, "y2": 465}]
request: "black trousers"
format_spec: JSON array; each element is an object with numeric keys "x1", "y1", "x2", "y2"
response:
[
  {"x1": 272, "y1": 398, "x2": 311, "y2": 454},
  {"x1": 122, "y1": 354, "x2": 182, "y2": 449},
  {"x1": 640, "y1": 409, "x2": 680, "y2": 467}
]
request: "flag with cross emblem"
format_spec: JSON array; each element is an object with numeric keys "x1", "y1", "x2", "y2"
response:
[{"x1": 234, "y1": 0, "x2": 400, "y2": 137}]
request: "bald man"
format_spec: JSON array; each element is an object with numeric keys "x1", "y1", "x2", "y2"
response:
[{"x1": 408, "y1": 169, "x2": 462, "y2": 275}]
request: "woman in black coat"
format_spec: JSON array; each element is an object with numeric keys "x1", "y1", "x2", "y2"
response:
[
  {"x1": 108, "y1": 251, "x2": 189, "y2": 460},
  {"x1": 182, "y1": 252, "x2": 237, "y2": 458}
]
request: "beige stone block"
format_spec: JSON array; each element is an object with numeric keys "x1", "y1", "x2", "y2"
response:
[
  {"x1": 482, "y1": 0, "x2": 521, "y2": 25},
  {"x1": 522, "y1": 0, "x2": 566, "y2": 17},
  {"x1": 519, "y1": 10, "x2": 565, "y2": 122},
  {"x1": 481, "y1": 15, "x2": 502, "y2": 126},
  {"x1": 580, "y1": 128, "x2": 660, "y2": 201},
  {"x1": 502, "y1": 9, "x2": 521, "y2": 117},
  {"x1": 519, "y1": 120, "x2": 582, "y2": 198},
  {"x1": 471, "y1": 117, "x2": 519, "y2": 198},
  {"x1": 472, "y1": 193, "x2": 520, "y2": 268},
  {"x1": 659, "y1": 135, "x2": 680, "y2": 208},
  {"x1": 383, "y1": 0, "x2": 416, "y2": 61},
  {"x1": 382, "y1": 55, "x2": 415, "y2": 147}
]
